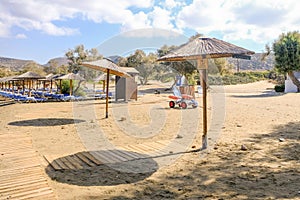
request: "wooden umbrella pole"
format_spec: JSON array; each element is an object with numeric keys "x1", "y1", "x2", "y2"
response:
[
  {"x1": 105, "y1": 69, "x2": 110, "y2": 118},
  {"x1": 198, "y1": 58, "x2": 208, "y2": 149},
  {"x1": 70, "y1": 79, "x2": 73, "y2": 96},
  {"x1": 103, "y1": 80, "x2": 106, "y2": 92},
  {"x1": 59, "y1": 80, "x2": 62, "y2": 94},
  {"x1": 22, "y1": 80, "x2": 25, "y2": 94},
  {"x1": 43, "y1": 81, "x2": 46, "y2": 91},
  {"x1": 29, "y1": 80, "x2": 32, "y2": 97}
]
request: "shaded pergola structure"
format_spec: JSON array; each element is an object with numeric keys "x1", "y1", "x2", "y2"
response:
[
  {"x1": 81, "y1": 58, "x2": 131, "y2": 118},
  {"x1": 0, "y1": 76, "x2": 17, "y2": 91},
  {"x1": 158, "y1": 37, "x2": 255, "y2": 149},
  {"x1": 14, "y1": 71, "x2": 46, "y2": 96},
  {"x1": 44, "y1": 73, "x2": 64, "y2": 92}
]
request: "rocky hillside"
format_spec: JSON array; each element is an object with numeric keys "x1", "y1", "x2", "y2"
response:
[
  {"x1": 0, "y1": 53, "x2": 275, "y2": 74},
  {"x1": 227, "y1": 53, "x2": 275, "y2": 71},
  {"x1": 0, "y1": 57, "x2": 37, "y2": 72},
  {"x1": 44, "y1": 57, "x2": 69, "y2": 68}
]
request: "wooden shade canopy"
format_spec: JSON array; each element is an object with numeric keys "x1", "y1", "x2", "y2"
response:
[
  {"x1": 81, "y1": 58, "x2": 131, "y2": 118},
  {"x1": 14, "y1": 71, "x2": 46, "y2": 96},
  {"x1": 158, "y1": 37, "x2": 255, "y2": 149}
]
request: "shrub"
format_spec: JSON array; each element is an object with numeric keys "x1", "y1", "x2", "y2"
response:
[
  {"x1": 274, "y1": 84, "x2": 285, "y2": 92},
  {"x1": 61, "y1": 80, "x2": 70, "y2": 94}
]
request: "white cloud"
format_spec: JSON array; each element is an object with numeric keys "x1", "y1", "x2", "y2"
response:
[
  {"x1": 149, "y1": 6, "x2": 174, "y2": 29},
  {"x1": 1, "y1": 0, "x2": 299, "y2": 49},
  {"x1": 0, "y1": 0, "x2": 154, "y2": 37},
  {"x1": 121, "y1": 11, "x2": 151, "y2": 31},
  {"x1": 0, "y1": 21, "x2": 10, "y2": 37},
  {"x1": 162, "y1": 0, "x2": 184, "y2": 9},
  {"x1": 15, "y1": 33, "x2": 27, "y2": 39},
  {"x1": 176, "y1": 0, "x2": 300, "y2": 45}
]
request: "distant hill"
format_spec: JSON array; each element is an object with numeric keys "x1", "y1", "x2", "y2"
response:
[
  {"x1": 44, "y1": 57, "x2": 69, "y2": 67},
  {"x1": 227, "y1": 53, "x2": 275, "y2": 71},
  {"x1": 0, "y1": 57, "x2": 37, "y2": 72},
  {"x1": 0, "y1": 53, "x2": 275, "y2": 74}
]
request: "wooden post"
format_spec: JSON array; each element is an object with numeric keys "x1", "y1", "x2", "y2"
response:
[
  {"x1": 59, "y1": 80, "x2": 62, "y2": 94},
  {"x1": 11, "y1": 81, "x2": 14, "y2": 93},
  {"x1": 29, "y1": 80, "x2": 32, "y2": 97},
  {"x1": 8, "y1": 81, "x2": 11, "y2": 92},
  {"x1": 198, "y1": 58, "x2": 208, "y2": 149},
  {"x1": 103, "y1": 80, "x2": 106, "y2": 92},
  {"x1": 50, "y1": 79, "x2": 53, "y2": 93},
  {"x1": 43, "y1": 80, "x2": 46, "y2": 91},
  {"x1": 22, "y1": 80, "x2": 25, "y2": 94},
  {"x1": 105, "y1": 70, "x2": 110, "y2": 118},
  {"x1": 70, "y1": 79, "x2": 73, "y2": 96}
]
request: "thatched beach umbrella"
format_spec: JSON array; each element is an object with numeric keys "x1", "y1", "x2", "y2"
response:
[
  {"x1": 0, "y1": 76, "x2": 17, "y2": 91},
  {"x1": 158, "y1": 37, "x2": 255, "y2": 149},
  {"x1": 40, "y1": 73, "x2": 64, "y2": 92},
  {"x1": 81, "y1": 58, "x2": 131, "y2": 118},
  {"x1": 56, "y1": 73, "x2": 85, "y2": 96},
  {"x1": 15, "y1": 71, "x2": 45, "y2": 96}
]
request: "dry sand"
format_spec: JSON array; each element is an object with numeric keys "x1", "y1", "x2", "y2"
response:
[{"x1": 0, "y1": 80, "x2": 299, "y2": 200}]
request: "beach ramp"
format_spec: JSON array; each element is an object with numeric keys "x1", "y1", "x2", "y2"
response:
[{"x1": 0, "y1": 134, "x2": 55, "y2": 200}]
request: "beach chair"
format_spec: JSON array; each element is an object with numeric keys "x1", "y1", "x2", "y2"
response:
[{"x1": 168, "y1": 86, "x2": 198, "y2": 109}]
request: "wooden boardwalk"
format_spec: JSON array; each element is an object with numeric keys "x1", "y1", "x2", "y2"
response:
[
  {"x1": 0, "y1": 134, "x2": 55, "y2": 200},
  {"x1": 44, "y1": 140, "x2": 194, "y2": 171}
]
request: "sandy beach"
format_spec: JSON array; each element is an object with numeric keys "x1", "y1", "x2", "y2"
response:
[{"x1": 0, "y1": 80, "x2": 299, "y2": 200}]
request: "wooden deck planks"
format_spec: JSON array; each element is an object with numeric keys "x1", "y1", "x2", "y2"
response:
[
  {"x1": 0, "y1": 134, "x2": 55, "y2": 200},
  {"x1": 45, "y1": 139, "x2": 192, "y2": 171}
]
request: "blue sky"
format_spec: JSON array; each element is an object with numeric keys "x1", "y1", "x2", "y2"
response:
[{"x1": 0, "y1": 0, "x2": 299, "y2": 64}]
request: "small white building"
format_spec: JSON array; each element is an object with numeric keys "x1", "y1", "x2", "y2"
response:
[{"x1": 285, "y1": 71, "x2": 300, "y2": 93}]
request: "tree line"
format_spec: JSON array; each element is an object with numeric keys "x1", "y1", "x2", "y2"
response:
[{"x1": 1, "y1": 31, "x2": 299, "y2": 91}]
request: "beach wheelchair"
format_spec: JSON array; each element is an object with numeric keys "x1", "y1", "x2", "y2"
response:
[{"x1": 168, "y1": 86, "x2": 198, "y2": 109}]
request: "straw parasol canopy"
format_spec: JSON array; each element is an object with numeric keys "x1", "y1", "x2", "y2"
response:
[
  {"x1": 0, "y1": 76, "x2": 17, "y2": 90},
  {"x1": 56, "y1": 73, "x2": 85, "y2": 96},
  {"x1": 15, "y1": 71, "x2": 45, "y2": 80},
  {"x1": 157, "y1": 37, "x2": 255, "y2": 61},
  {"x1": 81, "y1": 58, "x2": 131, "y2": 118},
  {"x1": 57, "y1": 73, "x2": 85, "y2": 81},
  {"x1": 0, "y1": 76, "x2": 17, "y2": 83},
  {"x1": 157, "y1": 37, "x2": 255, "y2": 149},
  {"x1": 82, "y1": 58, "x2": 131, "y2": 78},
  {"x1": 14, "y1": 71, "x2": 46, "y2": 96}
]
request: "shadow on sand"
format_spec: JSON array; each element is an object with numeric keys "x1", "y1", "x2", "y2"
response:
[
  {"x1": 8, "y1": 118, "x2": 85, "y2": 126},
  {"x1": 45, "y1": 150, "x2": 158, "y2": 186},
  {"x1": 231, "y1": 90, "x2": 285, "y2": 98},
  {"x1": 104, "y1": 122, "x2": 300, "y2": 199}
]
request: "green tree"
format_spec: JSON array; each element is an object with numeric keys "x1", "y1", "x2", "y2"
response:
[
  {"x1": 44, "y1": 60, "x2": 58, "y2": 74},
  {"x1": 266, "y1": 31, "x2": 300, "y2": 91},
  {"x1": 157, "y1": 45, "x2": 197, "y2": 77},
  {"x1": 0, "y1": 68, "x2": 14, "y2": 78},
  {"x1": 65, "y1": 45, "x2": 103, "y2": 94},
  {"x1": 117, "y1": 57, "x2": 127, "y2": 67},
  {"x1": 209, "y1": 58, "x2": 232, "y2": 75},
  {"x1": 188, "y1": 32, "x2": 204, "y2": 41},
  {"x1": 65, "y1": 44, "x2": 87, "y2": 73},
  {"x1": 55, "y1": 65, "x2": 68, "y2": 74},
  {"x1": 126, "y1": 49, "x2": 146, "y2": 68}
]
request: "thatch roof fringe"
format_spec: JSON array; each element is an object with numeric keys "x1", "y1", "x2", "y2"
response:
[{"x1": 158, "y1": 37, "x2": 255, "y2": 61}]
